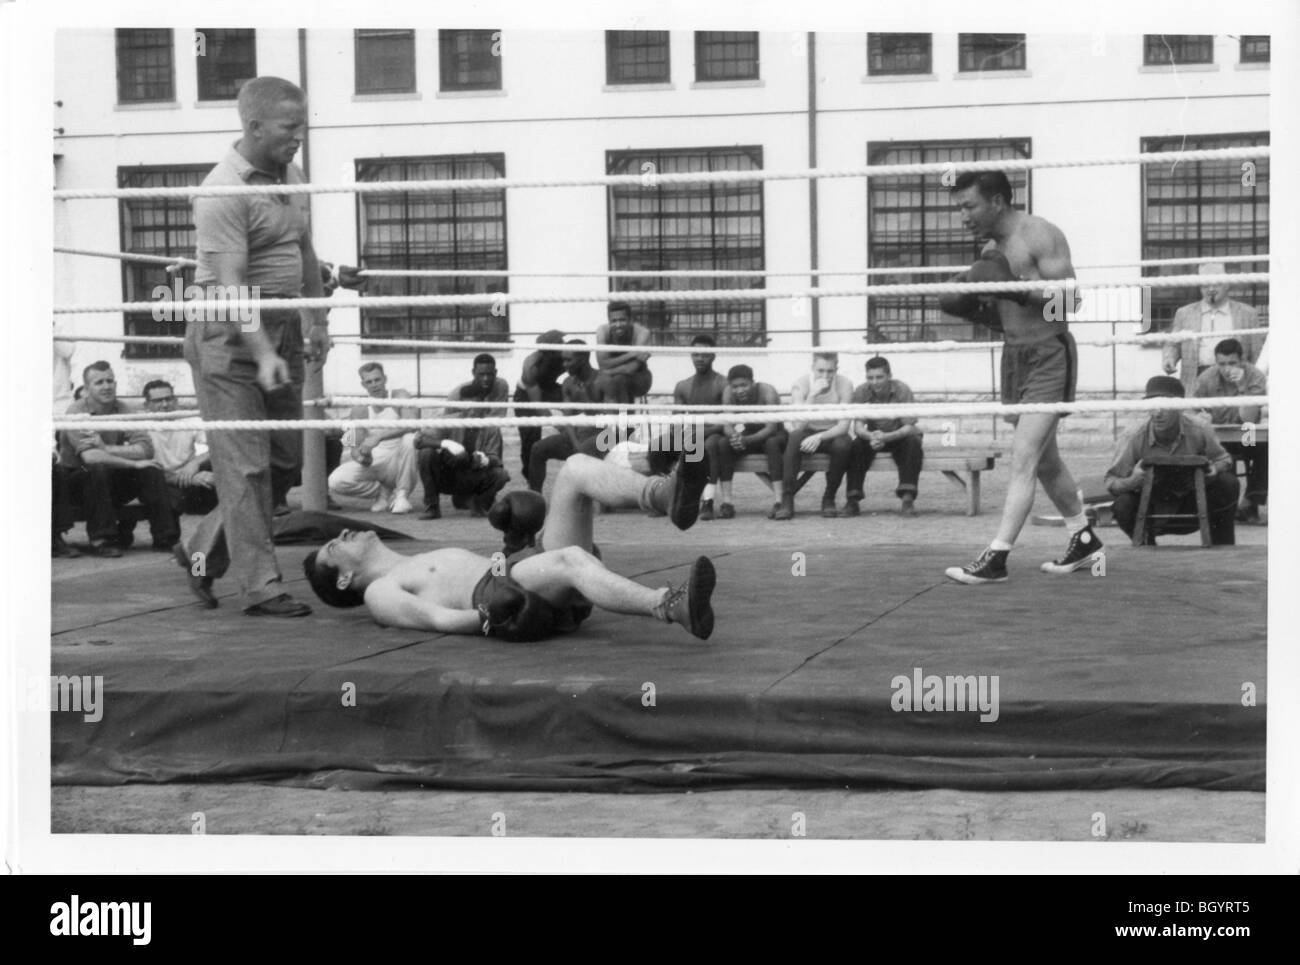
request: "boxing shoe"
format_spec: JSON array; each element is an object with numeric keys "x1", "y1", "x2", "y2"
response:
[
  {"x1": 1040, "y1": 526, "x2": 1104, "y2": 575},
  {"x1": 653, "y1": 556, "x2": 717, "y2": 640},
  {"x1": 945, "y1": 548, "x2": 1009, "y2": 585}
]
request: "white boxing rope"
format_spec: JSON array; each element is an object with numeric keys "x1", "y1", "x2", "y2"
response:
[
  {"x1": 51, "y1": 394, "x2": 1268, "y2": 433},
  {"x1": 50, "y1": 324, "x2": 1272, "y2": 355},
  {"x1": 53, "y1": 146, "x2": 1268, "y2": 201},
  {"x1": 55, "y1": 245, "x2": 1267, "y2": 277},
  {"x1": 49, "y1": 271, "x2": 1273, "y2": 317}
]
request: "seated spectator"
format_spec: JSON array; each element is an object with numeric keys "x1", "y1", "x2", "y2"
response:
[
  {"x1": 1194, "y1": 338, "x2": 1268, "y2": 524},
  {"x1": 673, "y1": 335, "x2": 728, "y2": 519},
  {"x1": 1161, "y1": 263, "x2": 1263, "y2": 394},
  {"x1": 594, "y1": 301, "x2": 653, "y2": 404},
  {"x1": 58, "y1": 361, "x2": 178, "y2": 557},
  {"x1": 844, "y1": 356, "x2": 924, "y2": 517},
  {"x1": 1105, "y1": 376, "x2": 1238, "y2": 545},
  {"x1": 703, "y1": 365, "x2": 787, "y2": 520},
  {"x1": 773, "y1": 352, "x2": 855, "y2": 520},
  {"x1": 415, "y1": 354, "x2": 510, "y2": 519},
  {"x1": 329, "y1": 363, "x2": 417, "y2": 514},
  {"x1": 52, "y1": 322, "x2": 80, "y2": 558},
  {"x1": 514, "y1": 329, "x2": 567, "y2": 482},
  {"x1": 527, "y1": 340, "x2": 606, "y2": 492},
  {"x1": 142, "y1": 379, "x2": 218, "y2": 517}
]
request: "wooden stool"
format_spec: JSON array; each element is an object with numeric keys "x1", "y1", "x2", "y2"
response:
[{"x1": 1132, "y1": 454, "x2": 1211, "y2": 547}]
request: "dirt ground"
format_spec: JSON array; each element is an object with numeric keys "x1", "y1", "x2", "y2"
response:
[{"x1": 49, "y1": 428, "x2": 1269, "y2": 846}]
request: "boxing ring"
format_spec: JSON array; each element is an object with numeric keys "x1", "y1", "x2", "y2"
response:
[{"x1": 49, "y1": 147, "x2": 1268, "y2": 796}]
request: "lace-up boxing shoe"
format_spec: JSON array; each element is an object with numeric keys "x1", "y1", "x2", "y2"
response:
[
  {"x1": 1040, "y1": 525, "x2": 1104, "y2": 575},
  {"x1": 944, "y1": 548, "x2": 1009, "y2": 585}
]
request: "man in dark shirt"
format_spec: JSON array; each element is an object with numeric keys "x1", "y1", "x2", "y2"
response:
[
  {"x1": 415, "y1": 354, "x2": 511, "y2": 518},
  {"x1": 702, "y1": 365, "x2": 787, "y2": 520},
  {"x1": 1105, "y1": 376, "x2": 1238, "y2": 545},
  {"x1": 1193, "y1": 338, "x2": 1268, "y2": 523},
  {"x1": 527, "y1": 340, "x2": 607, "y2": 492},
  {"x1": 844, "y1": 356, "x2": 924, "y2": 517},
  {"x1": 513, "y1": 329, "x2": 567, "y2": 483}
]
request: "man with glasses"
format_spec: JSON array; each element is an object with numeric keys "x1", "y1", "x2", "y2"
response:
[{"x1": 143, "y1": 380, "x2": 218, "y2": 517}]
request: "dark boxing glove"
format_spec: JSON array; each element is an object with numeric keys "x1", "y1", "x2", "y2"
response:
[
  {"x1": 474, "y1": 575, "x2": 554, "y2": 642},
  {"x1": 938, "y1": 271, "x2": 1004, "y2": 332},
  {"x1": 488, "y1": 490, "x2": 547, "y2": 555},
  {"x1": 966, "y1": 250, "x2": 1028, "y2": 305}
]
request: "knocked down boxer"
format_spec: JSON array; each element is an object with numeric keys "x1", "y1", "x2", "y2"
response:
[{"x1": 302, "y1": 452, "x2": 716, "y2": 641}]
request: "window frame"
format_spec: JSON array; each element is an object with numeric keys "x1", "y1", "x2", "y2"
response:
[
  {"x1": 1143, "y1": 34, "x2": 1215, "y2": 66},
  {"x1": 353, "y1": 153, "x2": 510, "y2": 354},
  {"x1": 867, "y1": 33, "x2": 933, "y2": 76},
  {"x1": 195, "y1": 28, "x2": 257, "y2": 102},
  {"x1": 354, "y1": 28, "x2": 417, "y2": 95},
  {"x1": 957, "y1": 33, "x2": 1027, "y2": 72},
  {"x1": 1239, "y1": 35, "x2": 1270, "y2": 64},
  {"x1": 605, "y1": 30, "x2": 672, "y2": 85},
  {"x1": 115, "y1": 28, "x2": 176, "y2": 104},
  {"x1": 866, "y1": 138, "x2": 1032, "y2": 343},
  {"x1": 605, "y1": 146, "x2": 766, "y2": 347},
  {"x1": 438, "y1": 29, "x2": 502, "y2": 92},
  {"x1": 117, "y1": 164, "x2": 215, "y2": 359},
  {"x1": 1139, "y1": 132, "x2": 1269, "y2": 333},
  {"x1": 694, "y1": 31, "x2": 760, "y2": 82}
]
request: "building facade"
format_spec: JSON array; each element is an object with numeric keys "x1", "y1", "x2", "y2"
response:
[{"x1": 53, "y1": 28, "x2": 1270, "y2": 403}]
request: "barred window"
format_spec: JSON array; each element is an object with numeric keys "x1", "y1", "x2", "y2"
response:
[
  {"x1": 1240, "y1": 35, "x2": 1270, "y2": 63},
  {"x1": 439, "y1": 30, "x2": 501, "y2": 91},
  {"x1": 116, "y1": 29, "x2": 175, "y2": 103},
  {"x1": 957, "y1": 34, "x2": 1026, "y2": 72},
  {"x1": 1141, "y1": 133, "x2": 1268, "y2": 333},
  {"x1": 606, "y1": 31, "x2": 670, "y2": 85},
  {"x1": 868, "y1": 33, "x2": 932, "y2": 75},
  {"x1": 867, "y1": 139, "x2": 1031, "y2": 343},
  {"x1": 355, "y1": 29, "x2": 416, "y2": 94},
  {"x1": 1144, "y1": 35, "x2": 1214, "y2": 66},
  {"x1": 118, "y1": 165, "x2": 213, "y2": 359},
  {"x1": 196, "y1": 29, "x2": 256, "y2": 101},
  {"x1": 607, "y1": 147, "x2": 764, "y2": 347},
  {"x1": 356, "y1": 155, "x2": 508, "y2": 353},
  {"x1": 695, "y1": 32, "x2": 759, "y2": 81}
]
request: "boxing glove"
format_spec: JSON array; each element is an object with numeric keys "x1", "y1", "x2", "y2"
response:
[
  {"x1": 488, "y1": 490, "x2": 548, "y2": 555},
  {"x1": 966, "y1": 250, "x2": 1028, "y2": 305},
  {"x1": 474, "y1": 575, "x2": 555, "y2": 642}
]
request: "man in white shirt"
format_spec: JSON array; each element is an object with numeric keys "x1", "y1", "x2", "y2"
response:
[
  {"x1": 143, "y1": 380, "x2": 218, "y2": 516},
  {"x1": 328, "y1": 363, "x2": 418, "y2": 514},
  {"x1": 1162, "y1": 263, "x2": 1263, "y2": 395}
]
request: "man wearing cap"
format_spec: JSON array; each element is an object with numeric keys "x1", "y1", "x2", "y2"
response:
[
  {"x1": 1104, "y1": 375, "x2": 1238, "y2": 545},
  {"x1": 514, "y1": 330, "x2": 567, "y2": 484},
  {"x1": 1163, "y1": 263, "x2": 1263, "y2": 395}
]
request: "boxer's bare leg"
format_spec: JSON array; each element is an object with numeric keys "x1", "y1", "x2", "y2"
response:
[
  {"x1": 994, "y1": 412, "x2": 1064, "y2": 545},
  {"x1": 1035, "y1": 431, "x2": 1084, "y2": 517},
  {"x1": 510, "y1": 545, "x2": 664, "y2": 614},
  {"x1": 543, "y1": 453, "x2": 664, "y2": 551}
]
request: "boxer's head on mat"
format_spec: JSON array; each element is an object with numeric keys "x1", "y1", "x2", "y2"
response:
[{"x1": 302, "y1": 530, "x2": 383, "y2": 608}]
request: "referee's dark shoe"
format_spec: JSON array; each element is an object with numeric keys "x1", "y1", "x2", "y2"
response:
[
  {"x1": 1040, "y1": 526, "x2": 1104, "y2": 575},
  {"x1": 945, "y1": 547, "x2": 1009, "y2": 585}
]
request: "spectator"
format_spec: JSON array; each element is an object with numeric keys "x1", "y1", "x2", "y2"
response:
[
  {"x1": 594, "y1": 301, "x2": 653, "y2": 404},
  {"x1": 844, "y1": 356, "x2": 924, "y2": 517},
  {"x1": 514, "y1": 329, "x2": 568, "y2": 483},
  {"x1": 1194, "y1": 338, "x2": 1268, "y2": 524},
  {"x1": 673, "y1": 335, "x2": 728, "y2": 519},
  {"x1": 1162, "y1": 263, "x2": 1264, "y2": 395},
  {"x1": 527, "y1": 340, "x2": 607, "y2": 492},
  {"x1": 58, "y1": 362, "x2": 178, "y2": 557},
  {"x1": 1105, "y1": 375, "x2": 1238, "y2": 545},
  {"x1": 774, "y1": 352, "x2": 855, "y2": 520},
  {"x1": 328, "y1": 363, "x2": 418, "y2": 514},
  {"x1": 52, "y1": 319, "x2": 80, "y2": 557},
  {"x1": 415, "y1": 353, "x2": 510, "y2": 519},
  {"x1": 142, "y1": 379, "x2": 218, "y2": 517},
  {"x1": 702, "y1": 365, "x2": 787, "y2": 520}
]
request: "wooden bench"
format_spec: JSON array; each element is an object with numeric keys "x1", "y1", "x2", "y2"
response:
[{"x1": 733, "y1": 449, "x2": 1001, "y2": 516}]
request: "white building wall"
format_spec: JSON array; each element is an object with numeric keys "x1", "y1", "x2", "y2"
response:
[{"x1": 53, "y1": 29, "x2": 1268, "y2": 405}]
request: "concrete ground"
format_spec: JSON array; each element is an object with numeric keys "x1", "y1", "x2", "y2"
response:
[{"x1": 49, "y1": 427, "x2": 1269, "y2": 842}]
